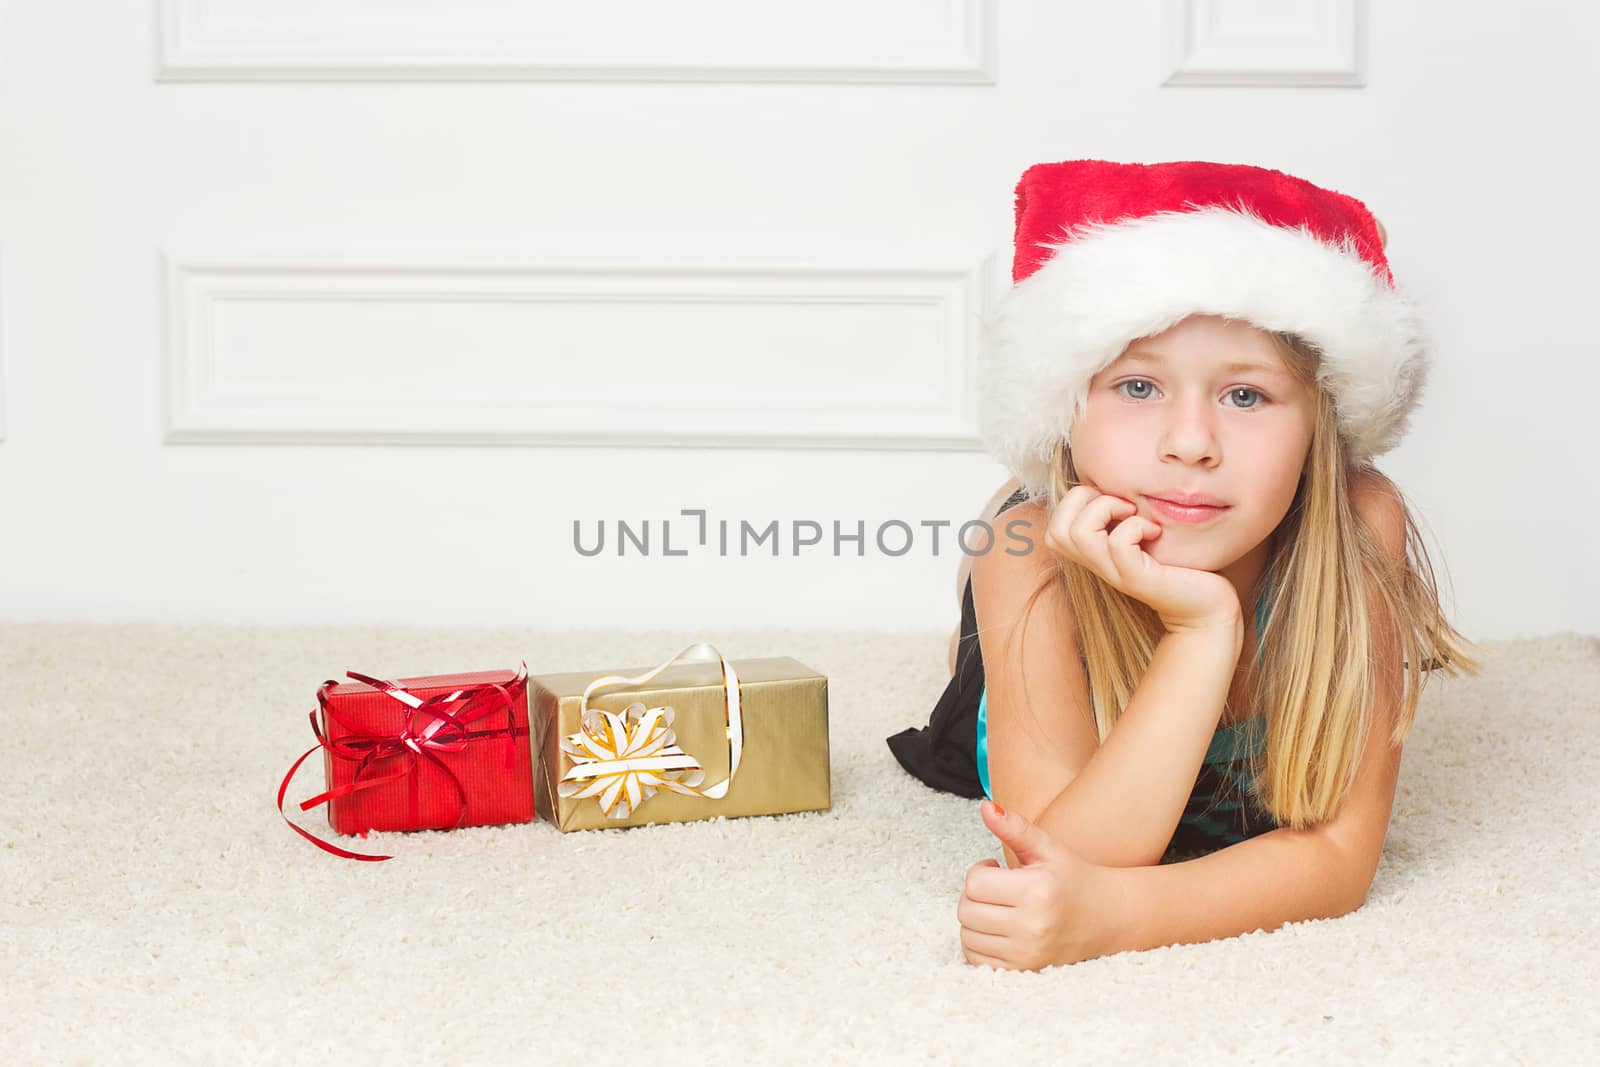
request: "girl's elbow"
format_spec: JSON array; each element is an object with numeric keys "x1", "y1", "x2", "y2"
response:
[{"x1": 1334, "y1": 862, "x2": 1376, "y2": 916}]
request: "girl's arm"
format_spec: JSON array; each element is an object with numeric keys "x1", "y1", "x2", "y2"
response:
[
  {"x1": 970, "y1": 688, "x2": 1400, "y2": 969},
  {"x1": 967, "y1": 801, "x2": 1378, "y2": 969},
  {"x1": 1032, "y1": 626, "x2": 1239, "y2": 867},
  {"x1": 1098, "y1": 682, "x2": 1403, "y2": 955},
  {"x1": 1101, "y1": 826, "x2": 1363, "y2": 953},
  {"x1": 975, "y1": 515, "x2": 1243, "y2": 869}
]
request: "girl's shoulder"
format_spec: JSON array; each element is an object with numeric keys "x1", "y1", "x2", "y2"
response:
[
  {"x1": 1347, "y1": 468, "x2": 1407, "y2": 554},
  {"x1": 1348, "y1": 466, "x2": 1400, "y2": 506},
  {"x1": 979, "y1": 497, "x2": 1055, "y2": 581},
  {"x1": 970, "y1": 497, "x2": 1074, "y2": 634}
]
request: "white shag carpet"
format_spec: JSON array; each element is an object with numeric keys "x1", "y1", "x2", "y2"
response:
[{"x1": 3, "y1": 623, "x2": 1596, "y2": 1065}]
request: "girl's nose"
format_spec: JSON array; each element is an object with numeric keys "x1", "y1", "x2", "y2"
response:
[{"x1": 1159, "y1": 403, "x2": 1220, "y2": 465}]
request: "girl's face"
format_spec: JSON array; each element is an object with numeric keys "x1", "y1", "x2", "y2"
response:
[{"x1": 1070, "y1": 314, "x2": 1316, "y2": 575}]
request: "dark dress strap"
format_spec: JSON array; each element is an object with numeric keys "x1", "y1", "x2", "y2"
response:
[
  {"x1": 884, "y1": 486, "x2": 1033, "y2": 797},
  {"x1": 885, "y1": 570, "x2": 988, "y2": 797}
]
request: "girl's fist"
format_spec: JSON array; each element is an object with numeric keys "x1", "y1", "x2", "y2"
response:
[{"x1": 1044, "y1": 483, "x2": 1242, "y2": 637}]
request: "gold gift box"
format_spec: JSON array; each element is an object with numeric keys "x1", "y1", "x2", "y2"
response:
[{"x1": 529, "y1": 655, "x2": 830, "y2": 832}]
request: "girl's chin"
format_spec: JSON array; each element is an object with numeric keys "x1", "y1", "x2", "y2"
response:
[{"x1": 1144, "y1": 541, "x2": 1221, "y2": 572}]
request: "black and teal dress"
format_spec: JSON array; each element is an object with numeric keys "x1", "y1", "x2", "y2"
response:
[{"x1": 886, "y1": 489, "x2": 1279, "y2": 863}]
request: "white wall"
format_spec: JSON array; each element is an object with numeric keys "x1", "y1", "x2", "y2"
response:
[{"x1": 0, "y1": 0, "x2": 1592, "y2": 638}]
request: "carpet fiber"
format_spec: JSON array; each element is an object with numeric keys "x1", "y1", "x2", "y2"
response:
[{"x1": 4, "y1": 623, "x2": 1595, "y2": 1064}]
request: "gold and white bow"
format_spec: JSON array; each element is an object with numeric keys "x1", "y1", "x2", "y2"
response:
[{"x1": 555, "y1": 642, "x2": 743, "y2": 819}]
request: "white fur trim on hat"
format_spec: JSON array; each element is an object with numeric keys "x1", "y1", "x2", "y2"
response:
[{"x1": 978, "y1": 206, "x2": 1431, "y2": 499}]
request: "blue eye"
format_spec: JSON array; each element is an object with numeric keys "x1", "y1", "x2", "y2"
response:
[
  {"x1": 1114, "y1": 379, "x2": 1268, "y2": 409},
  {"x1": 1226, "y1": 387, "x2": 1264, "y2": 409}
]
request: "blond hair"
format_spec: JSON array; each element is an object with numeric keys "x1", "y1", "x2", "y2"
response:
[{"x1": 1008, "y1": 330, "x2": 1483, "y2": 829}]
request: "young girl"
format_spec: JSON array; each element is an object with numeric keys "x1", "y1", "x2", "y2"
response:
[{"x1": 885, "y1": 159, "x2": 1483, "y2": 971}]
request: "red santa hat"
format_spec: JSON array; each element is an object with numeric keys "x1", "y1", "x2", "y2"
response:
[{"x1": 980, "y1": 159, "x2": 1429, "y2": 499}]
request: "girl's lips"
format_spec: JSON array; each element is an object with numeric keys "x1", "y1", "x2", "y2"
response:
[{"x1": 1145, "y1": 495, "x2": 1230, "y2": 524}]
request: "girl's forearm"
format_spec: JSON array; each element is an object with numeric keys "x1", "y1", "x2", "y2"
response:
[
  {"x1": 1033, "y1": 624, "x2": 1241, "y2": 868},
  {"x1": 1096, "y1": 825, "x2": 1363, "y2": 957}
]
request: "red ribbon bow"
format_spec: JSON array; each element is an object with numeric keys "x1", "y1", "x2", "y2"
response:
[{"x1": 278, "y1": 662, "x2": 529, "y2": 861}]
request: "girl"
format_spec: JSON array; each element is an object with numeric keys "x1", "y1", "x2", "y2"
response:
[{"x1": 885, "y1": 160, "x2": 1482, "y2": 971}]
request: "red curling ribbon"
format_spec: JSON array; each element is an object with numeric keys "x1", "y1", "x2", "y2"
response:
[{"x1": 277, "y1": 662, "x2": 529, "y2": 862}]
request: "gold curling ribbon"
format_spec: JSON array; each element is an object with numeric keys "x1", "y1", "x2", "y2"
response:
[{"x1": 555, "y1": 642, "x2": 744, "y2": 819}]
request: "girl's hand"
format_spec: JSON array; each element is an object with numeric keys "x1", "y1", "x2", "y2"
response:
[
  {"x1": 1044, "y1": 483, "x2": 1242, "y2": 636},
  {"x1": 957, "y1": 800, "x2": 1121, "y2": 971}
]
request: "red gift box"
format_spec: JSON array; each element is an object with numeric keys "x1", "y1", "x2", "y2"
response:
[{"x1": 278, "y1": 664, "x2": 534, "y2": 861}]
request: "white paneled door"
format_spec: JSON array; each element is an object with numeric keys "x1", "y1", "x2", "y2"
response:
[{"x1": 0, "y1": 1, "x2": 1587, "y2": 636}]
